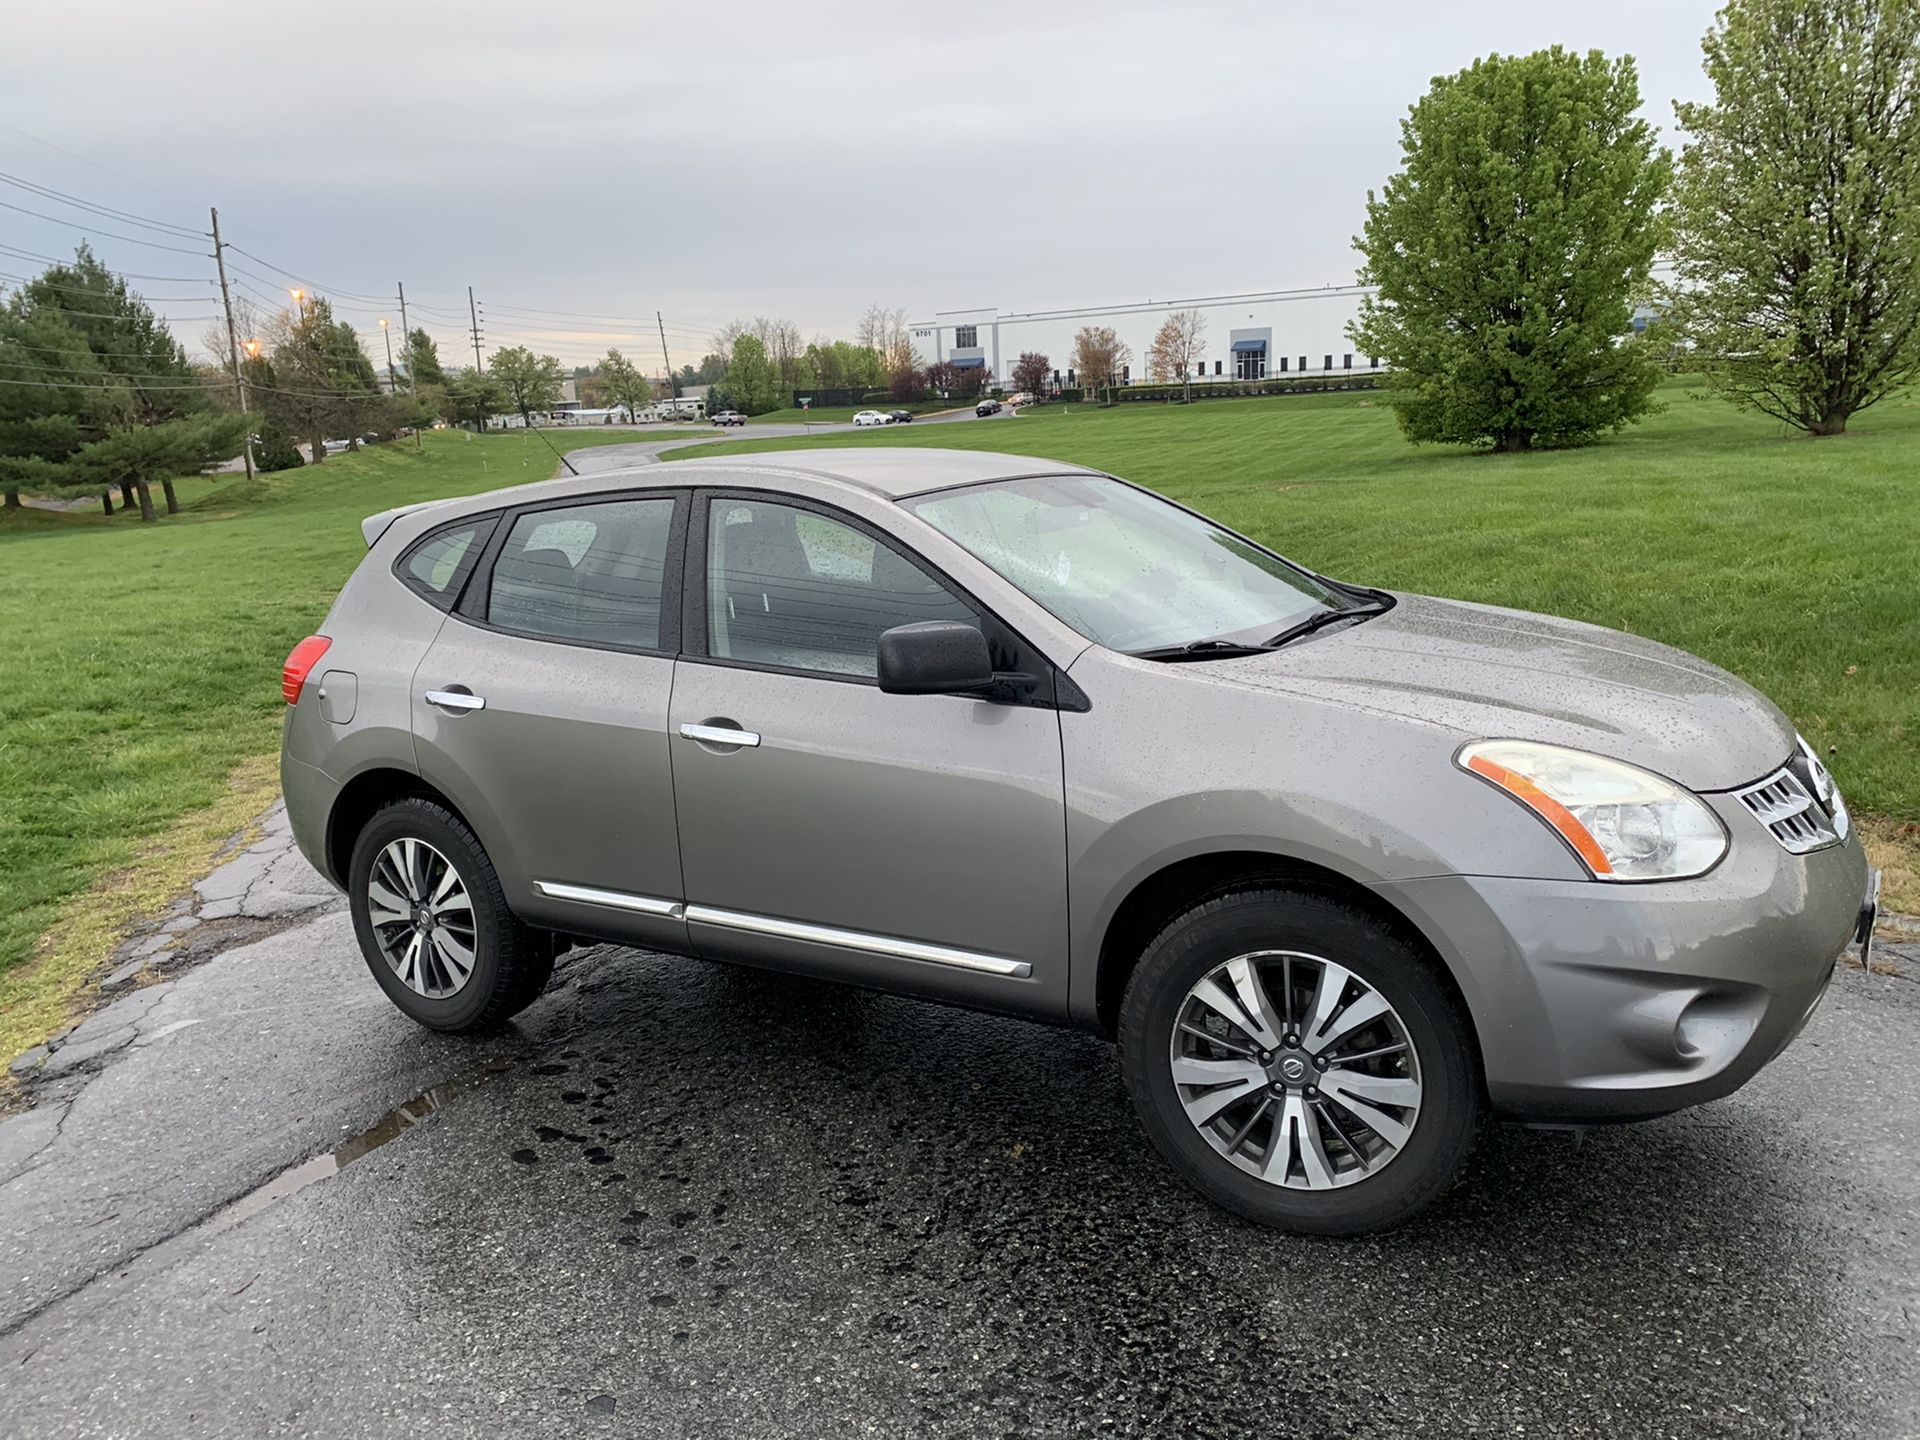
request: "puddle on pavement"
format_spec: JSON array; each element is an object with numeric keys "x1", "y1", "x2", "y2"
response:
[{"x1": 200, "y1": 1064, "x2": 509, "y2": 1240}]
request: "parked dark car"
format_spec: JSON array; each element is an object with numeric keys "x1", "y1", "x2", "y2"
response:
[
  {"x1": 889, "y1": 410, "x2": 914, "y2": 424},
  {"x1": 975, "y1": 399, "x2": 1001, "y2": 417}
]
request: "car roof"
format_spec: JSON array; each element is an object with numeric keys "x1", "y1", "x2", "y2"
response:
[
  {"x1": 363, "y1": 446, "x2": 1108, "y2": 545},
  {"x1": 667, "y1": 446, "x2": 1104, "y2": 498}
]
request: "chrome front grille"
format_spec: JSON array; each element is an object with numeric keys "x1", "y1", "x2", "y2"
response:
[{"x1": 1735, "y1": 766, "x2": 1843, "y2": 855}]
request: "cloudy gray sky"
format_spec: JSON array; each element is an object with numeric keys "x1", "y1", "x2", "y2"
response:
[{"x1": 1, "y1": 0, "x2": 1719, "y2": 371}]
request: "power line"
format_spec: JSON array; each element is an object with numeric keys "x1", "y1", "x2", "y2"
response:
[
  {"x1": 0, "y1": 242, "x2": 206, "y2": 282},
  {"x1": 0, "y1": 271, "x2": 213, "y2": 301},
  {"x1": 0, "y1": 365, "x2": 397, "y2": 402},
  {"x1": 2, "y1": 304, "x2": 221, "y2": 322},
  {"x1": 0, "y1": 199, "x2": 211, "y2": 255},
  {"x1": 223, "y1": 244, "x2": 396, "y2": 305},
  {"x1": 0, "y1": 171, "x2": 207, "y2": 239},
  {"x1": 0, "y1": 119, "x2": 198, "y2": 207}
]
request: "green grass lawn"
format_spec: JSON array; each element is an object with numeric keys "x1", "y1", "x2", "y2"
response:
[
  {"x1": 0, "y1": 428, "x2": 649, "y2": 1050},
  {"x1": 684, "y1": 384, "x2": 1920, "y2": 827},
  {"x1": 2, "y1": 388, "x2": 1916, "y2": 1057}
]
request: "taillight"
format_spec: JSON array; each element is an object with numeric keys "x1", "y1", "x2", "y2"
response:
[{"x1": 282, "y1": 635, "x2": 331, "y2": 704}]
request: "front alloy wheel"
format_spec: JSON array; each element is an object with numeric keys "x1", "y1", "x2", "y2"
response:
[
  {"x1": 1171, "y1": 952, "x2": 1422, "y2": 1190},
  {"x1": 1118, "y1": 889, "x2": 1480, "y2": 1235}
]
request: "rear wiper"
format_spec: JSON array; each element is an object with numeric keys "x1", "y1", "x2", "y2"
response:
[
  {"x1": 1266, "y1": 601, "x2": 1390, "y2": 649},
  {"x1": 1129, "y1": 638, "x2": 1274, "y2": 662}
]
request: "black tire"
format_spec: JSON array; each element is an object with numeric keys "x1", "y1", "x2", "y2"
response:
[
  {"x1": 1117, "y1": 889, "x2": 1481, "y2": 1236},
  {"x1": 347, "y1": 797, "x2": 551, "y2": 1034}
]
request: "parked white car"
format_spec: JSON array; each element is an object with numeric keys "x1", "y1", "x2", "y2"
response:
[{"x1": 852, "y1": 410, "x2": 892, "y2": 427}]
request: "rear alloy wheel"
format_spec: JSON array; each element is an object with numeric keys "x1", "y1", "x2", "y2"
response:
[
  {"x1": 348, "y1": 798, "x2": 551, "y2": 1033},
  {"x1": 365, "y1": 837, "x2": 478, "y2": 999},
  {"x1": 1119, "y1": 889, "x2": 1480, "y2": 1235}
]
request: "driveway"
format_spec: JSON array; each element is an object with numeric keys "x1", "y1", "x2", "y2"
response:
[{"x1": 4, "y1": 805, "x2": 1919, "y2": 1437}]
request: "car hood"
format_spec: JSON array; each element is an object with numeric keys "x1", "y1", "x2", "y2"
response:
[{"x1": 1203, "y1": 594, "x2": 1794, "y2": 792}]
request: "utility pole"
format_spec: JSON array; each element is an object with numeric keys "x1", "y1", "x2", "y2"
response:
[
  {"x1": 397, "y1": 281, "x2": 422, "y2": 451},
  {"x1": 209, "y1": 206, "x2": 257, "y2": 483},
  {"x1": 657, "y1": 310, "x2": 676, "y2": 397},
  {"x1": 396, "y1": 283, "x2": 415, "y2": 392},
  {"x1": 379, "y1": 319, "x2": 396, "y2": 393},
  {"x1": 468, "y1": 286, "x2": 485, "y2": 374}
]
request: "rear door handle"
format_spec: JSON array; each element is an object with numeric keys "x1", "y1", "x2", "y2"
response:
[
  {"x1": 425, "y1": 689, "x2": 485, "y2": 712},
  {"x1": 679, "y1": 722, "x2": 759, "y2": 748}
]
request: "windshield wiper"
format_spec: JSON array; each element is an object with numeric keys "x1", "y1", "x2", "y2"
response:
[
  {"x1": 1128, "y1": 638, "x2": 1275, "y2": 662},
  {"x1": 1265, "y1": 601, "x2": 1390, "y2": 649}
]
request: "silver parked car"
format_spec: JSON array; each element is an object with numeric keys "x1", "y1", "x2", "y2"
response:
[{"x1": 281, "y1": 449, "x2": 1875, "y2": 1234}]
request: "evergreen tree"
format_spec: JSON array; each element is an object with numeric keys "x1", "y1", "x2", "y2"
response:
[{"x1": 405, "y1": 328, "x2": 446, "y2": 388}]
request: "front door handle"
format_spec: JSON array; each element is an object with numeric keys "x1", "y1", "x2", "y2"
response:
[
  {"x1": 425, "y1": 689, "x2": 485, "y2": 712},
  {"x1": 679, "y1": 722, "x2": 759, "y2": 748}
]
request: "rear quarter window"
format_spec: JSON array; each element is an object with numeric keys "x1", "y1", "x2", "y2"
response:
[{"x1": 396, "y1": 518, "x2": 496, "y2": 609}]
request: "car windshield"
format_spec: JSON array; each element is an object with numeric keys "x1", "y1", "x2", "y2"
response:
[{"x1": 903, "y1": 475, "x2": 1347, "y2": 653}]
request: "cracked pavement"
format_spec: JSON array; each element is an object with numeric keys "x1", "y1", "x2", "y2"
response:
[{"x1": 3, "y1": 801, "x2": 1920, "y2": 1436}]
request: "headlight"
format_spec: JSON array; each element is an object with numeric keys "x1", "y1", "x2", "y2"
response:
[{"x1": 1457, "y1": 740, "x2": 1729, "y2": 882}]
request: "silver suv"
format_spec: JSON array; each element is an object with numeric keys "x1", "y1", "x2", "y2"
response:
[{"x1": 281, "y1": 449, "x2": 1875, "y2": 1234}]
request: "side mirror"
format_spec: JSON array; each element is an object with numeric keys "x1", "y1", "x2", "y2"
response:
[{"x1": 877, "y1": 621, "x2": 995, "y2": 696}]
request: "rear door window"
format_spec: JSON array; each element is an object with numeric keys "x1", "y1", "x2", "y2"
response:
[{"x1": 486, "y1": 497, "x2": 676, "y2": 651}]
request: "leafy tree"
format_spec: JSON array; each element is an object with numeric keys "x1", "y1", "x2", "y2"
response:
[
  {"x1": 726, "y1": 334, "x2": 779, "y2": 413},
  {"x1": 599, "y1": 348, "x2": 651, "y2": 421},
  {"x1": 1671, "y1": 0, "x2": 1920, "y2": 435},
  {"x1": 888, "y1": 366, "x2": 926, "y2": 401},
  {"x1": 1071, "y1": 326, "x2": 1132, "y2": 390},
  {"x1": 1350, "y1": 48, "x2": 1672, "y2": 451},
  {"x1": 405, "y1": 328, "x2": 445, "y2": 388},
  {"x1": 1011, "y1": 351, "x2": 1052, "y2": 395},
  {"x1": 675, "y1": 352, "x2": 728, "y2": 389},
  {"x1": 445, "y1": 369, "x2": 509, "y2": 430},
  {"x1": 1148, "y1": 312, "x2": 1207, "y2": 383},
  {"x1": 488, "y1": 345, "x2": 565, "y2": 426},
  {"x1": 923, "y1": 359, "x2": 961, "y2": 397},
  {"x1": 257, "y1": 296, "x2": 382, "y2": 464}
]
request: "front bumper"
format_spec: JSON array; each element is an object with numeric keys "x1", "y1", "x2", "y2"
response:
[{"x1": 1379, "y1": 814, "x2": 1869, "y2": 1123}]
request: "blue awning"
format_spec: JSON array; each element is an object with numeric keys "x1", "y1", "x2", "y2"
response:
[
  {"x1": 949, "y1": 356, "x2": 985, "y2": 368},
  {"x1": 1230, "y1": 338, "x2": 1267, "y2": 353}
]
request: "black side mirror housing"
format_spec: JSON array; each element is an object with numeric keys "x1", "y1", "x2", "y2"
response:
[{"x1": 876, "y1": 621, "x2": 995, "y2": 696}]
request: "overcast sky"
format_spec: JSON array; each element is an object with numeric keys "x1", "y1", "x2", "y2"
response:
[{"x1": 1, "y1": 0, "x2": 1719, "y2": 371}]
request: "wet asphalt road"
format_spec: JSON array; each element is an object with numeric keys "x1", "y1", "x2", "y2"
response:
[{"x1": 4, "y1": 815, "x2": 1919, "y2": 1438}]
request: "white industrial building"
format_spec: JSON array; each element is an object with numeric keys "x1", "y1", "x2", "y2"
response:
[{"x1": 911, "y1": 284, "x2": 1382, "y2": 389}]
